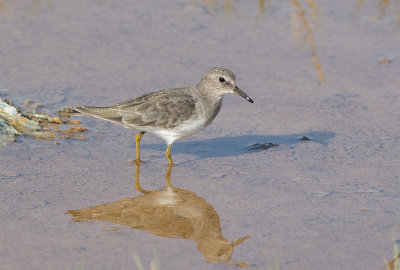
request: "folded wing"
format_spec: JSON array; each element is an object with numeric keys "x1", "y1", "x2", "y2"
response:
[{"x1": 74, "y1": 88, "x2": 196, "y2": 130}]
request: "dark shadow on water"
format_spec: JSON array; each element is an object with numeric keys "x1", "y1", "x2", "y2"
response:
[
  {"x1": 140, "y1": 131, "x2": 335, "y2": 159},
  {"x1": 66, "y1": 164, "x2": 251, "y2": 266}
]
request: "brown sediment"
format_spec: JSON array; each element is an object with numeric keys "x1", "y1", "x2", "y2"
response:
[{"x1": 66, "y1": 119, "x2": 81, "y2": 125}]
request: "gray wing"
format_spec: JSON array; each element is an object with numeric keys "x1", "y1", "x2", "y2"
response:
[{"x1": 74, "y1": 88, "x2": 196, "y2": 129}]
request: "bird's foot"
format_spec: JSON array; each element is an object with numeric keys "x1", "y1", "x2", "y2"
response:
[
  {"x1": 132, "y1": 159, "x2": 144, "y2": 165},
  {"x1": 168, "y1": 162, "x2": 176, "y2": 167}
]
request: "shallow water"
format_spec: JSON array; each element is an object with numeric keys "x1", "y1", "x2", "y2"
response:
[{"x1": 1, "y1": 1, "x2": 400, "y2": 269}]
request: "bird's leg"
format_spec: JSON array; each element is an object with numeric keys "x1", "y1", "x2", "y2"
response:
[
  {"x1": 165, "y1": 144, "x2": 175, "y2": 166},
  {"x1": 134, "y1": 131, "x2": 146, "y2": 164}
]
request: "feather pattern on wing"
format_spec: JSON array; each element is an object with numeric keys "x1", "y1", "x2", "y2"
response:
[{"x1": 74, "y1": 88, "x2": 197, "y2": 130}]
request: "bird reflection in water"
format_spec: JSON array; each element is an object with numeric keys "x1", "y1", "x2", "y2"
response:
[{"x1": 67, "y1": 163, "x2": 250, "y2": 264}]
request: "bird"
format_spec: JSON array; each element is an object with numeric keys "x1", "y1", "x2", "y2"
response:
[{"x1": 71, "y1": 67, "x2": 253, "y2": 165}]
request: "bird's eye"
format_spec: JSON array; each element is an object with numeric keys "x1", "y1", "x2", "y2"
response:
[{"x1": 219, "y1": 77, "x2": 225, "y2": 83}]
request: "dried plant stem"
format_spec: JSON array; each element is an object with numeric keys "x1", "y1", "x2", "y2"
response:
[{"x1": 291, "y1": 0, "x2": 325, "y2": 82}]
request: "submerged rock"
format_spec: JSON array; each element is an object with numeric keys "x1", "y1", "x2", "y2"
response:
[{"x1": 247, "y1": 142, "x2": 279, "y2": 151}]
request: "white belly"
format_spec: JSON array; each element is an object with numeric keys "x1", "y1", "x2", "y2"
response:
[{"x1": 153, "y1": 118, "x2": 206, "y2": 145}]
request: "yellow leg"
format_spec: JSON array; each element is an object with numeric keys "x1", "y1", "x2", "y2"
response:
[
  {"x1": 134, "y1": 131, "x2": 146, "y2": 164},
  {"x1": 165, "y1": 144, "x2": 174, "y2": 166}
]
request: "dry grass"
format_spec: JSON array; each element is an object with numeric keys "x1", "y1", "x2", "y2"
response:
[
  {"x1": 198, "y1": 0, "x2": 325, "y2": 82},
  {"x1": 385, "y1": 242, "x2": 400, "y2": 270},
  {"x1": 355, "y1": 0, "x2": 400, "y2": 26},
  {"x1": 290, "y1": 0, "x2": 324, "y2": 82},
  {"x1": 197, "y1": 0, "x2": 400, "y2": 82}
]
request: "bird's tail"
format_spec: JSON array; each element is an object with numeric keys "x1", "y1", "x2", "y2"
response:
[{"x1": 61, "y1": 106, "x2": 123, "y2": 123}]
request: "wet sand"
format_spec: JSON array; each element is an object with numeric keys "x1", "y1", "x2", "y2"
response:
[{"x1": 1, "y1": 1, "x2": 400, "y2": 269}]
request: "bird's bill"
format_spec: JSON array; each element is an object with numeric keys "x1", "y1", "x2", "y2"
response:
[{"x1": 233, "y1": 86, "x2": 254, "y2": 103}]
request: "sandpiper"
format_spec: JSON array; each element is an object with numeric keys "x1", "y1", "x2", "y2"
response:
[{"x1": 73, "y1": 67, "x2": 253, "y2": 165}]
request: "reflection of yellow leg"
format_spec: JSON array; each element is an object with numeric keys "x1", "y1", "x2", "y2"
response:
[
  {"x1": 134, "y1": 161, "x2": 149, "y2": 194},
  {"x1": 134, "y1": 156, "x2": 173, "y2": 192},
  {"x1": 165, "y1": 144, "x2": 174, "y2": 166},
  {"x1": 134, "y1": 131, "x2": 146, "y2": 164},
  {"x1": 165, "y1": 163, "x2": 173, "y2": 187}
]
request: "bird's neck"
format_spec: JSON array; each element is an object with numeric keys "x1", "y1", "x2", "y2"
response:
[{"x1": 196, "y1": 87, "x2": 224, "y2": 125}]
